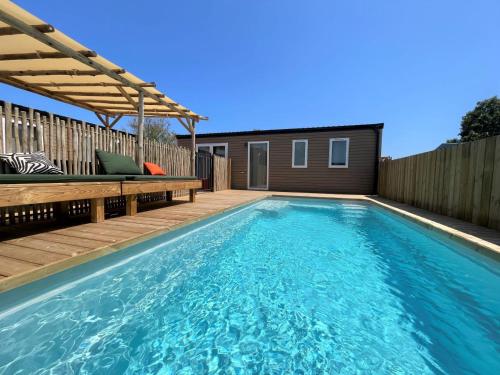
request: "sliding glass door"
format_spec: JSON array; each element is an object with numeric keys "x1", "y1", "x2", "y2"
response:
[{"x1": 247, "y1": 141, "x2": 269, "y2": 190}]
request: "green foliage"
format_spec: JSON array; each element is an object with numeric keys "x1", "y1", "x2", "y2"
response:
[
  {"x1": 128, "y1": 117, "x2": 177, "y2": 144},
  {"x1": 459, "y1": 96, "x2": 500, "y2": 142}
]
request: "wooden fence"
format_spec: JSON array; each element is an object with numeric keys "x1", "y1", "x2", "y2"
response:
[
  {"x1": 378, "y1": 135, "x2": 500, "y2": 230},
  {"x1": 0, "y1": 100, "x2": 230, "y2": 225}
]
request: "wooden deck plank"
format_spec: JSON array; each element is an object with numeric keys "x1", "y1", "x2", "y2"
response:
[
  {"x1": 0, "y1": 243, "x2": 68, "y2": 265},
  {"x1": 102, "y1": 221, "x2": 160, "y2": 233},
  {"x1": 4, "y1": 237, "x2": 88, "y2": 256},
  {"x1": 30, "y1": 233, "x2": 110, "y2": 249},
  {"x1": 0, "y1": 255, "x2": 39, "y2": 277},
  {"x1": 51, "y1": 229, "x2": 128, "y2": 243},
  {"x1": 75, "y1": 222, "x2": 153, "y2": 235},
  {"x1": 113, "y1": 216, "x2": 177, "y2": 227}
]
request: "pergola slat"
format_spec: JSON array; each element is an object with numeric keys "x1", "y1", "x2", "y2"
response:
[
  {"x1": 79, "y1": 99, "x2": 159, "y2": 105},
  {"x1": 33, "y1": 82, "x2": 156, "y2": 88},
  {"x1": 0, "y1": 69, "x2": 125, "y2": 76},
  {"x1": 0, "y1": 50, "x2": 97, "y2": 61},
  {"x1": 47, "y1": 91, "x2": 165, "y2": 98},
  {"x1": 0, "y1": 23, "x2": 53, "y2": 36}
]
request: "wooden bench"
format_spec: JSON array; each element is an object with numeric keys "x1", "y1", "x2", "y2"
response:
[
  {"x1": 0, "y1": 181, "x2": 122, "y2": 223},
  {"x1": 0, "y1": 159, "x2": 202, "y2": 223}
]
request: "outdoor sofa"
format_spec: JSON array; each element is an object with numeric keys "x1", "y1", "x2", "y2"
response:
[{"x1": 0, "y1": 151, "x2": 201, "y2": 223}]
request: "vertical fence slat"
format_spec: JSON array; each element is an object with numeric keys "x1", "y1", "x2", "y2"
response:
[
  {"x1": 20, "y1": 111, "x2": 28, "y2": 152},
  {"x1": 4, "y1": 102, "x2": 12, "y2": 153},
  {"x1": 35, "y1": 112, "x2": 43, "y2": 151},
  {"x1": 13, "y1": 107, "x2": 20, "y2": 152},
  {"x1": 28, "y1": 108, "x2": 34, "y2": 153}
]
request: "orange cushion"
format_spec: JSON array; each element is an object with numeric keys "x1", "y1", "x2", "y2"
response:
[{"x1": 144, "y1": 162, "x2": 166, "y2": 175}]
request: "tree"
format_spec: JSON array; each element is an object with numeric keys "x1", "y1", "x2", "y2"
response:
[
  {"x1": 458, "y1": 96, "x2": 500, "y2": 142},
  {"x1": 128, "y1": 117, "x2": 177, "y2": 144}
]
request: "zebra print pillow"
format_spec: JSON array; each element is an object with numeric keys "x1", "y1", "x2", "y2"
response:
[{"x1": 0, "y1": 152, "x2": 63, "y2": 174}]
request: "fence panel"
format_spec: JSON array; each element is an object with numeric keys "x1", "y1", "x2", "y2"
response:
[
  {"x1": 378, "y1": 135, "x2": 500, "y2": 231},
  {"x1": 0, "y1": 100, "x2": 225, "y2": 225},
  {"x1": 213, "y1": 154, "x2": 230, "y2": 192}
]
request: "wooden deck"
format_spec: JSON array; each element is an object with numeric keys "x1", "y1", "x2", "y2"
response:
[
  {"x1": 0, "y1": 190, "x2": 498, "y2": 292},
  {"x1": 0, "y1": 190, "x2": 268, "y2": 292}
]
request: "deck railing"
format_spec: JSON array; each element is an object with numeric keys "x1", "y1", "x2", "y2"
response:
[
  {"x1": 378, "y1": 135, "x2": 500, "y2": 230},
  {"x1": 0, "y1": 100, "x2": 230, "y2": 225}
]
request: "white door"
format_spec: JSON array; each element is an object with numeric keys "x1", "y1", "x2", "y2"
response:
[{"x1": 247, "y1": 141, "x2": 269, "y2": 190}]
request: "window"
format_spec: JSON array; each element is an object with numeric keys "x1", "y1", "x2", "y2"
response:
[
  {"x1": 196, "y1": 143, "x2": 228, "y2": 158},
  {"x1": 329, "y1": 138, "x2": 349, "y2": 168},
  {"x1": 292, "y1": 139, "x2": 308, "y2": 168}
]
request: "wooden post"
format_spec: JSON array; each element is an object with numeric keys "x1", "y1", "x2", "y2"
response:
[
  {"x1": 190, "y1": 119, "x2": 197, "y2": 202},
  {"x1": 166, "y1": 191, "x2": 173, "y2": 202},
  {"x1": 211, "y1": 154, "x2": 215, "y2": 192},
  {"x1": 136, "y1": 91, "x2": 144, "y2": 172},
  {"x1": 126, "y1": 194, "x2": 137, "y2": 216},
  {"x1": 190, "y1": 119, "x2": 196, "y2": 176},
  {"x1": 90, "y1": 197, "x2": 105, "y2": 223}
]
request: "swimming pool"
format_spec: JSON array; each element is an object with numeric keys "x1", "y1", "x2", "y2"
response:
[{"x1": 0, "y1": 197, "x2": 498, "y2": 374}]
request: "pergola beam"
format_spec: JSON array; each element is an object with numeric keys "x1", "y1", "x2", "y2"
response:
[
  {"x1": 49, "y1": 91, "x2": 165, "y2": 98},
  {"x1": 79, "y1": 99, "x2": 160, "y2": 105},
  {"x1": 33, "y1": 82, "x2": 156, "y2": 88},
  {"x1": 108, "y1": 114, "x2": 123, "y2": 128},
  {"x1": 176, "y1": 116, "x2": 192, "y2": 133},
  {"x1": 0, "y1": 50, "x2": 97, "y2": 61},
  {"x1": 91, "y1": 106, "x2": 179, "y2": 113},
  {"x1": 0, "y1": 69, "x2": 125, "y2": 77},
  {"x1": 0, "y1": 23, "x2": 53, "y2": 36},
  {"x1": 116, "y1": 86, "x2": 138, "y2": 109},
  {"x1": 0, "y1": 9, "x2": 197, "y2": 119},
  {"x1": 94, "y1": 112, "x2": 109, "y2": 127},
  {"x1": 114, "y1": 111, "x2": 196, "y2": 119}
]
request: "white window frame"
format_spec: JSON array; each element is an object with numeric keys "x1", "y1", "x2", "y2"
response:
[
  {"x1": 328, "y1": 138, "x2": 349, "y2": 168},
  {"x1": 196, "y1": 142, "x2": 229, "y2": 158},
  {"x1": 292, "y1": 139, "x2": 308, "y2": 168},
  {"x1": 247, "y1": 141, "x2": 270, "y2": 190}
]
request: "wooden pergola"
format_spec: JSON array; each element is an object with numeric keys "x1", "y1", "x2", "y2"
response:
[{"x1": 0, "y1": 0, "x2": 206, "y2": 174}]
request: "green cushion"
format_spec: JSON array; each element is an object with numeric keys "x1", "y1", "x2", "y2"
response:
[
  {"x1": 126, "y1": 175, "x2": 198, "y2": 181},
  {"x1": 96, "y1": 150, "x2": 142, "y2": 175},
  {"x1": 0, "y1": 174, "x2": 126, "y2": 184}
]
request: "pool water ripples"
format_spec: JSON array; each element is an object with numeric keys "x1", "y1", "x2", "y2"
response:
[{"x1": 0, "y1": 198, "x2": 498, "y2": 374}]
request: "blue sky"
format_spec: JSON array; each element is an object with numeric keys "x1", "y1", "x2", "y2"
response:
[{"x1": 3, "y1": 0, "x2": 499, "y2": 158}]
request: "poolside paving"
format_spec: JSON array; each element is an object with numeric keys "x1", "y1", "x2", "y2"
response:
[{"x1": 0, "y1": 190, "x2": 498, "y2": 292}]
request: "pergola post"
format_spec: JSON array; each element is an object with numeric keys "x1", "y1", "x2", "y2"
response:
[
  {"x1": 136, "y1": 91, "x2": 144, "y2": 171},
  {"x1": 191, "y1": 119, "x2": 196, "y2": 176},
  {"x1": 189, "y1": 119, "x2": 197, "y2": 203}
]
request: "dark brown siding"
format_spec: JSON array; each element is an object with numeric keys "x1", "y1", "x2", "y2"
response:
[{"x1": 178, "y1": 128, "x2": 379, "y2": 194}]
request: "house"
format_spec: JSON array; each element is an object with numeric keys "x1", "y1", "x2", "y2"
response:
[{"x1": 177, "y1": 123, "x2": 383, "y2": 194}]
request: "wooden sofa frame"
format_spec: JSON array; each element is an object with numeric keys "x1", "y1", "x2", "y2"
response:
[{"x1": 0, "y1": 179, "x2": 202, "y2": 223}]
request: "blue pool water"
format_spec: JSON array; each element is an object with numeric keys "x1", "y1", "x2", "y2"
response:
[{"x1": 0, "y1": 198, "x2": 499, "y2": 374}]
